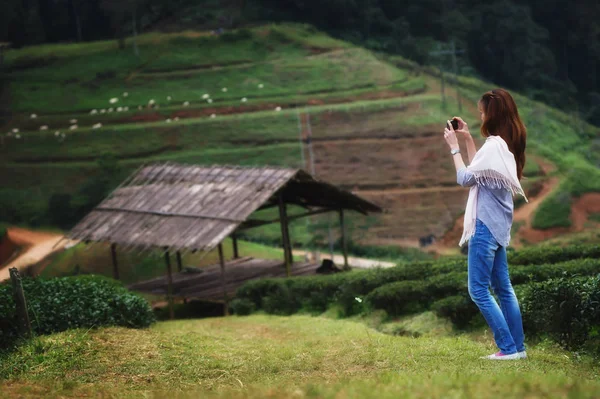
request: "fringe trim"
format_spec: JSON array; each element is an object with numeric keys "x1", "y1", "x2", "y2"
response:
[
  {"x1": 471, "y1": 169, "x2": 529, "y2": 203},
  {"x1": 458, "y1": 219, "x2": 475, "y2": 247}
]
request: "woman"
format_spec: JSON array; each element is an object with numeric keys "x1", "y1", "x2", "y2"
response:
[{"x1": 443, "y1": 88, "x2": 528, "y2": 360}]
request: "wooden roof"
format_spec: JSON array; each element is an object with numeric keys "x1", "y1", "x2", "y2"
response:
[{"x1": 67, "y1": 163, "x2": 381, "y2": 253}]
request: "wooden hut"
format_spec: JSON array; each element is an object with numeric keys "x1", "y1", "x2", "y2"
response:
[{"x1": 66, "y1": 163, "x2": 382, "y2": 317}]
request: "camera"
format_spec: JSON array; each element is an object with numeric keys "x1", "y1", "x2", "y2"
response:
[{"x1": 447, "y1": 118, "x2": 459, "y2": 130}]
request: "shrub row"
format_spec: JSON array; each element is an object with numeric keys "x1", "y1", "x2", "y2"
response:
[
  {"x1": 531, "y1": 190, "x2": 572, "y2": 229},
  {"x1": 431, "y1": 295, "x2": 478, "y2": 329},
  {"x1": 0, "y1": 275, "x2": 155, "y2": 349},
  {"x1": 235, "y1": 243, "x2": 600, "y2": 315},
  {"x1": 507, "y1": 244, "x2": 600, "y2": 266},
  {"x1": 521, "y1": 275, "x2": 600, "y2": 353},
  {"x1": 431, "y1": 285, "x2": 530, "y2": 329},
  {"x1": 235, "y1": 257, "x2": 600, "y2": 319},
  {"x1": 235, "y1": 258, "x2": 467, "y2": 316},
  {"x1": 367, "y1": 258, "x2": 600, "y2": 317},
  {"x1": 365, "y1": 272, "x2": 468, "y2": 316},
  {"x1": 510, "y1": 258, "x2": 600, "y2": 284}
]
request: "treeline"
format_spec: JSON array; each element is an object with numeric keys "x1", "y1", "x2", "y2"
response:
[{"x1": 1, "y1": 0, "x2": 599, "y2": 126}]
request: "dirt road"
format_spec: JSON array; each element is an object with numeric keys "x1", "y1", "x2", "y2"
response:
[
  {"x1": 0, "y1": 227, "x2": 74, "y2": 281},
  {"x1": 293, "y1": 249, "x2": 396, "y2": 269}
]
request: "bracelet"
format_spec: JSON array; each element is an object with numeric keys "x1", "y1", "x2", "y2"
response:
[{"x1": 450, "y1": 148, "x2": 460, "y2": 155}]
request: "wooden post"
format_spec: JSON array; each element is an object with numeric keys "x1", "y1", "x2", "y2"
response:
[
  {"x1": 110, "y1": 243, "x2": 119, "y2": 280},
  {"x1": 176, "y1": 251, "x2": 183, "y2": 272},
  {"x1": 278, "y1": 193, "x2": 292, "y2": 277},
  {"x1": 9, "y1": 268, "x2": 32, "y2": 338},
  {"x1": 232, "y1": 234, "x2": 239, "y2": 259},
  {"x1": 176, "y1": 250, "x2": 187, "y2": 304},
  {"x1": 339, "y1": 209, "x2": 349, "y2": 270},
  {"x1": 218, "y1": 243, "x2": 229, "y2": 316},
  {"x1": 164, "y1": 251, "x2": 174, "y2": 320}
]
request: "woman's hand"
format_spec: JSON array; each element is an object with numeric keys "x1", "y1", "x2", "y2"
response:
[
  {"x1": 452, "y1": 116, "x2": 472, "y2": 141},
  {"x1": 444, "y1": 123, "x2": 459, "y2": 151}
]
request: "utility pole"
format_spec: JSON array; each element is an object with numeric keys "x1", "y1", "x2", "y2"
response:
[
  {"x1": 429, "y1": 41, "x2": 465, "y2": 112},
  {"x1": 299, "y1": 111, "x2": 334, "y2": 261},
  {"x1": 305, "y1": 113, "x2": 315, "y2": 175},
  {"x1": 296, "y1": 111, "x2": 306, "y2": 169}
]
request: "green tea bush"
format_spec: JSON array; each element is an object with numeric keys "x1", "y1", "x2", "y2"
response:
[
  {"x1": 261, "y1": 281, "x2": 301, "y2": 315},
  {"x1": 335, "y1": 263, "x2": 433, "y2": 316},
  {"x1": 511, "y1": 258, "x2": 600, "y2": 285},
  {"x1": 234, "y1": 245, "x2": 599, "y2": 319},
  {"x1": 365, "y1": 272, "x2": 468, "y2": 316},
  {"x1": 531, "y1": 190, "x2": 572, "y2": 229},
  {"x1": 508, "y1": 244, "x2": 600, "y2": 266},
  {"x1": 563, "y1": 163, "x2": 600, "y2": 197},
  {"x1": 236, "y1": 259, "x2": 468, "y2": 316},
  {"x1": 288, "y1": 275, "x2": 345, "y2": 313},
  {"x1": 426, "y1": 272, "x2": 468, "y2": 298},
  {"x1": 521, "y1": 275, "x2": 600, "y2": 351},
  {"x1": 235, "y1": 278, "x2": 288, "y2": 310},
  {"x1": 365, "y1": 280, "x2": 430, "y2": 316},
  {"x1": 431, "y1": 295, "x2": 479, "y2": 329},
  {"x1": 0, "y1": 275, "x2": 155, "y2": 349},
  {"x1": 229, "y1": 298, "x2": 256, "y2": 316}
]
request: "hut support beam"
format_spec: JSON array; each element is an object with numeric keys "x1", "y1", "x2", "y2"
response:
[
  {"x1": 111, "y1": 243, "x2": 119, "y2": 280},
  {"x1": 278, "y1": 194, "x2": 292, "y2": 276},
  {"x1": 176, "y1": 251, "x2": 183, "y2": 272},
  {"x1": 339, "y1": 209, "x2": 349, "y2": 270},
  {"x1": 176, "y1": 251, "x2": 187, "y2": 304},
  {"x1": 218, "y1": 243, "x2": 229, "y2": 316},
  {"x1": 232, "y1": 234, "x2": 239, "y2": 259},
  {"x1": 165, "y1": 251, "x2": 174, "y2": 320},
  {"x1": 239, "y1": 207, "x2": 332, "y2": 231}
]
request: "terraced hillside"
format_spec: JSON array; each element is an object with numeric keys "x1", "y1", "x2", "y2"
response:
[{"x1": 1, "y1": 24, "x2": 599, "y2": 254}]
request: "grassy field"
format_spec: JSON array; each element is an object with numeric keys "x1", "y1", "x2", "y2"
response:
[
  {"x1": 1, "y1": 23, "x2": 599, "y2": 250},
  {"x1": 1, "y1": 315, "x2": 599, "y2": 398}
]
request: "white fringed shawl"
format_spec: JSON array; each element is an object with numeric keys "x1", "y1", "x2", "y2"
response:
[{"x1": 459, "y1": 135, "x2": 529, "y2": 247}]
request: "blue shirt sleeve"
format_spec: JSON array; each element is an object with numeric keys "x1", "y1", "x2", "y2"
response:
[{"x1": 457, "y1": 167, "x2": 476, "y2": 187}]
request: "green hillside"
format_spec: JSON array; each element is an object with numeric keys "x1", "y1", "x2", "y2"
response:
[
  {"x1": 2, "y1": 315, "x2": 600, "y2": 398},
  {"x1": 1, "y1": 23, "x2": 599, "y2": 250}
]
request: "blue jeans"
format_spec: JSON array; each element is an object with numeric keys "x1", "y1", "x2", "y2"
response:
[{"x1": 468, "y1": 219, "x2": 525, "y2": 354}]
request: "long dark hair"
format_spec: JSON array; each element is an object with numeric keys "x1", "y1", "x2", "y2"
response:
[{"x1": 479, "y1": 88, "x2": 527, "y2": 180}]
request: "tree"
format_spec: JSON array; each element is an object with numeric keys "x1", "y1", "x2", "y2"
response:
[
  {"x1": 467, "y1": 3, "x2": 556, "y2": 89},
  {"x1": 100, "y1": 0, "x2": 144, "y2": 53}
]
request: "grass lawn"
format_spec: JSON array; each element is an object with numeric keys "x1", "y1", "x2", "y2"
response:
[{"x1": 1, "y1": 315, "x2": 599, "y2": 398}]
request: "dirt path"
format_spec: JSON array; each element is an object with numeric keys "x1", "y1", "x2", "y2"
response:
[
  {"x1": 512, "y1": 158, "x2": 563, "y2": 246},
  {"x1": 514, "y1": 158, "x2": 557, "y2": 222},
  {"x1": 513, "y1": 177, "x2": 560, "y2": 223},
  {"x1": 0, "y1": 227, "x2": 75, "y2": 281},
  {"x1": 292, "y1": 249, "x2": 396, "y2": 269}
]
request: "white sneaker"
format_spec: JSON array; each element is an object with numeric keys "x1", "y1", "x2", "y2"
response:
[
  {"x1": 518, "y1": 351, "x2": 527, "y2": 359},
  {"x1": 480, "y1": 351, "x2": 521, "y2": 360}
]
